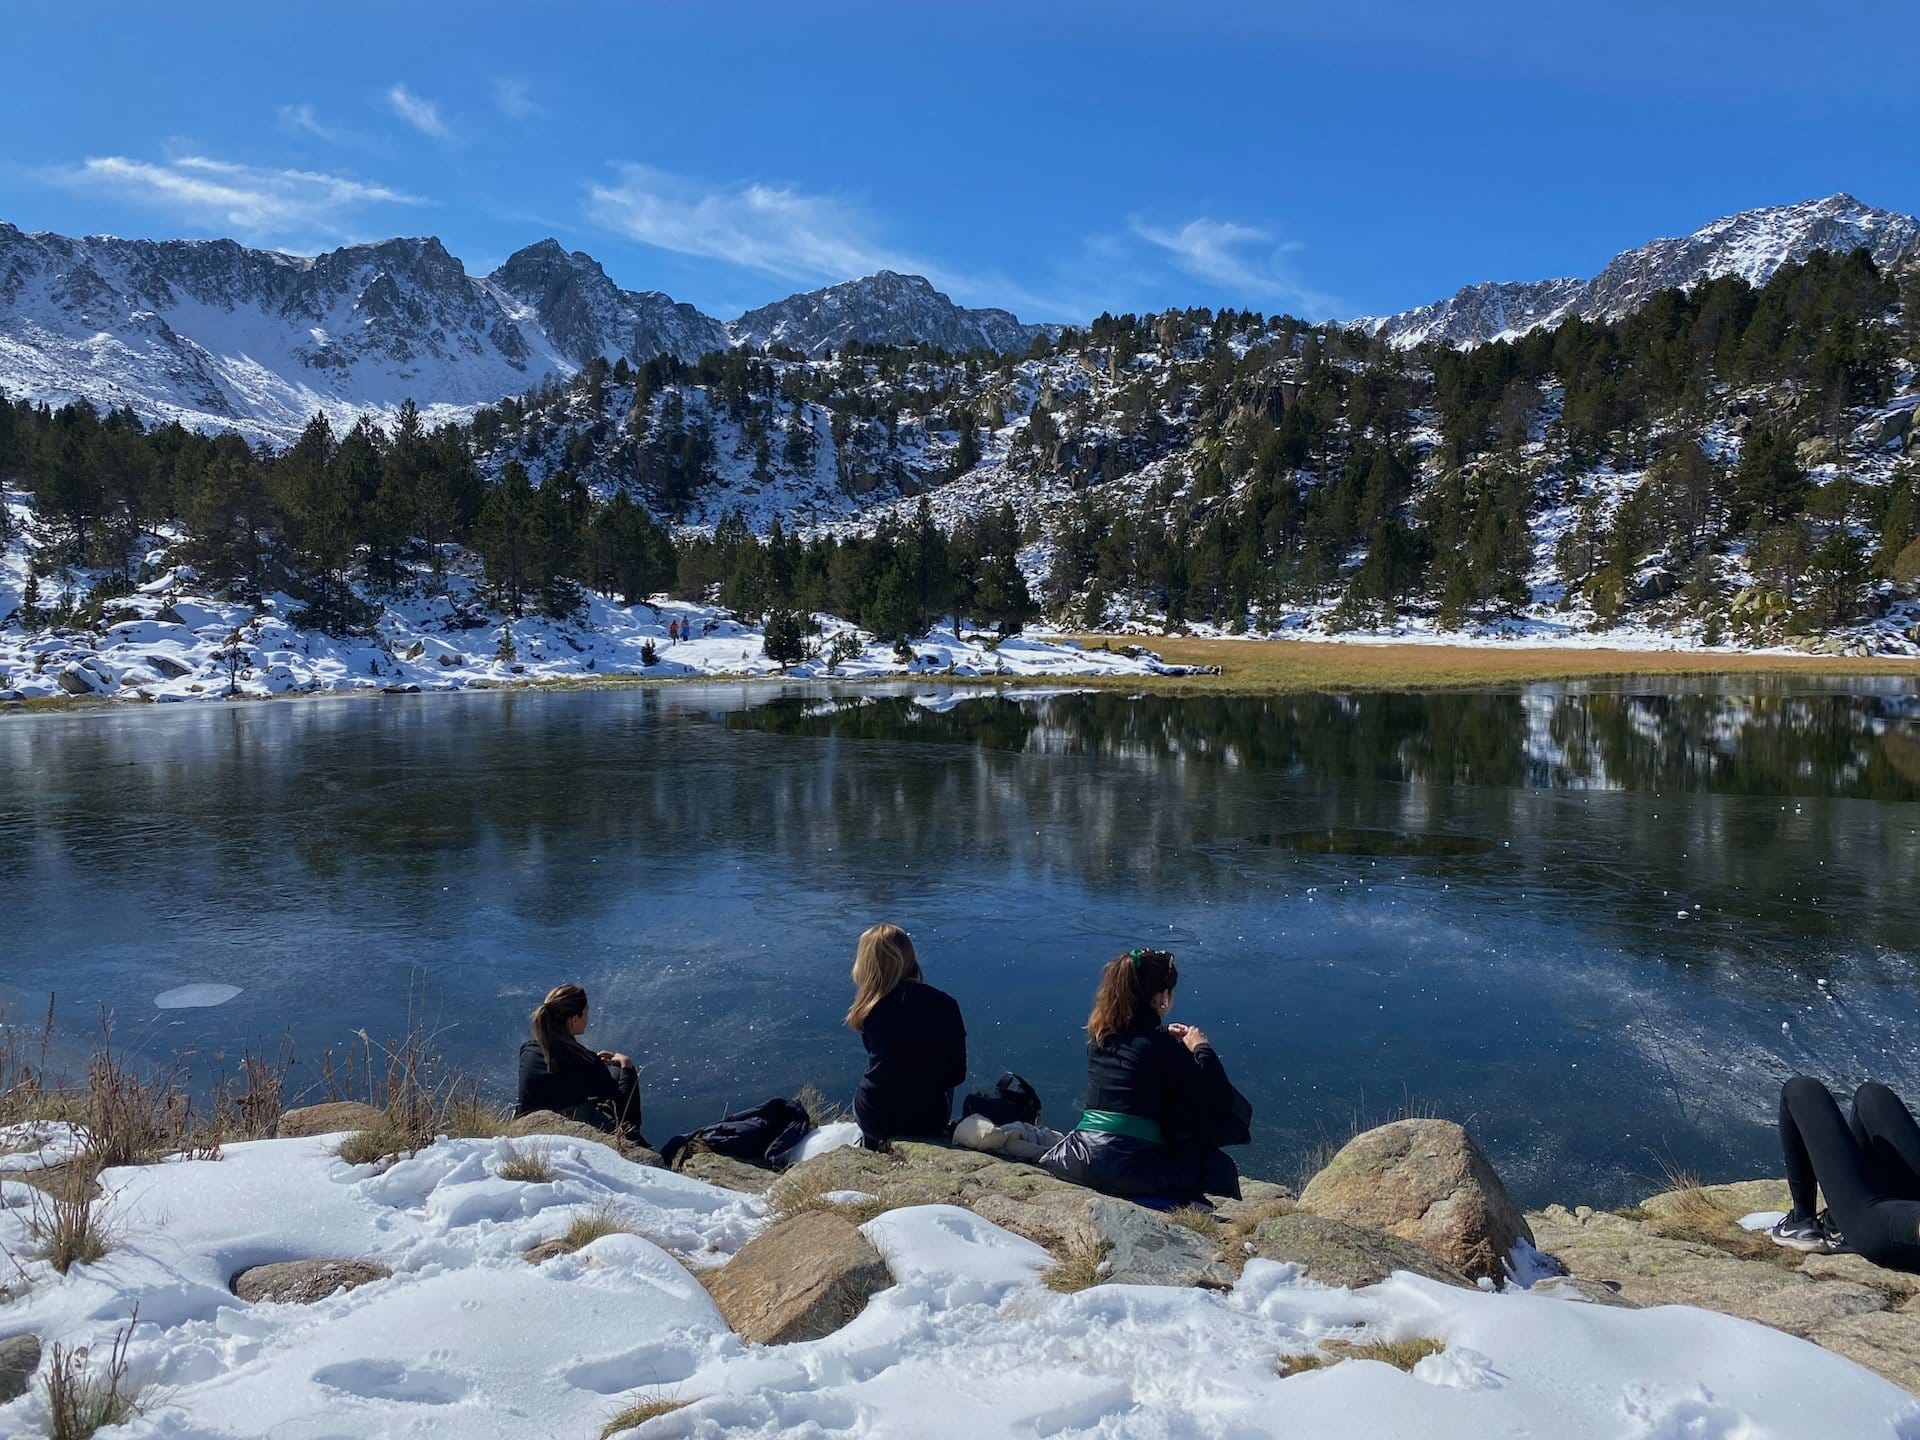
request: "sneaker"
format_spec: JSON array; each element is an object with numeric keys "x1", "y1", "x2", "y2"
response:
[
  {"x1": 1818, "y1": 1208, "x2": 1851, "y2": 1254},
  {"x1": 1770, "y1": 1211, "x2": 1838, "y2": 1254}
]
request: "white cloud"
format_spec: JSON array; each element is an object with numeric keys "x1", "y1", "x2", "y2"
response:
[
  {"x1": 491, "y1": 78, "x2": 538, "y2": 120},
  {"x1": 1132, "y1": 216, "x2": 1337, "y2": 317},
  {"x1": 48, "y1": 154, "x2": 424, "y2": 249},
  {"x1": 277, "y1": 103, "x2": 338, "y2": 142},
  {"x1": 586, "y1": 163, "x2": 918, "y2": 284},
  {"x1": 386, "y1": 84, "x2": 452, "y2": 140}
]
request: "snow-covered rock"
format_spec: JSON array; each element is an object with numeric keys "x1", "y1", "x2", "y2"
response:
[{"x1": 0, "y1": 1132, "x2": 1914, "y2": 1437}]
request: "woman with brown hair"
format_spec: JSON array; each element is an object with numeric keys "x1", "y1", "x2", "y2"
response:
[
  {"x1": 514, "y1": 984, "x2": 645, "y2": 1145},
  {"x1": 1039, "y1": 948, "x2": 1250, "y2": 1203},
  {"x1": 847, "y1": 923, "x2": 967, "y2": 1148}
]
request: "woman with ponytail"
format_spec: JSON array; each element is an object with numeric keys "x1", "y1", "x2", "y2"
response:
[
  {"x1": 1038, "y1": 948, "x2": 1250, "y2": 1204},
  {"x1": 847, "y1": 923, "x2": 967, "y2": 1148},
  {"x1": 514, "y1": 984, "x2": 645, "y2": 1145}
]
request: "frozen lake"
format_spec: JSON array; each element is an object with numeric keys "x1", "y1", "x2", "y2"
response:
[{"x1": 3, "y1": 679, "x2": 1918, "y2": 1207}]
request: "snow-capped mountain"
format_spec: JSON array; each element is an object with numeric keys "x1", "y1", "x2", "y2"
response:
[
  {"x1": 1361, "y1": 194, "x2": 1920, "y2": 348},
  {"x1": 0, "y1": 226, "x2": 1051, "y2": 444},
  {"x1": 729, "y1": 270, "x2": 1055, "y2": 358},
  {"x1": 484, "y1": 239, "x2": 728, "y2": 372}
]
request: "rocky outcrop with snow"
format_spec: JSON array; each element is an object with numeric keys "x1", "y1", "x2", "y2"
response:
[
  {"x1": 1361, "y1": 194, "x2": 1920, "y2": 347},
  {"x1": 729, "y1": 270, "x2": 1056, "y2": 359}
]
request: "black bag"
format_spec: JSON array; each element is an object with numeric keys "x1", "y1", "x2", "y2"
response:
[
  {"x1": 960, "y1": 1071, "x2": 1043, "y2": 1128},
  {"x1": 662, "y1": 1096, "x2": 812, "y2": 1171}
]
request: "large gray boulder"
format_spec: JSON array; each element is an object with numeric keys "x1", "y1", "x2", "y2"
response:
[
  {"x1": 0, "y1": 1334, "x2": 40, "y2": 1405},
  {"x1": 700, "y1": 1211, "x2": 890, "y2": 1344},
  {"x1": 232, "y1": 1259, "x2": 392, "y2": 1305},
  {"x1": 1245, "y1": 1211, "x2": 1473, "y2": 1290},
  {"x1": 1299, "y1": 1119, "x2": 1531, "y2": 1282}
]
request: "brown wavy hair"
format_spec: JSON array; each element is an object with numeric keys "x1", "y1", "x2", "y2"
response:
[
  {"x1": 1086, "y1": 948, "x2": 1178, "y2": 1046},
  {"x1": 846, "y1": 923, "x2": 923, "y2": 1031},
  {"x1": 530, "y1": 984, "x2": 596, "y2": 1068}
]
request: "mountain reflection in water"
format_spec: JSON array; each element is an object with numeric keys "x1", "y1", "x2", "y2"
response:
[{"x1": 1, "y1": 677, "x2": 1915, "y2": 1207}]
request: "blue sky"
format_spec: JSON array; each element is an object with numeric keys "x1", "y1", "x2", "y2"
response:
[{"x1": 2, "y1": 2, "x2": 1913, "y2": 324}]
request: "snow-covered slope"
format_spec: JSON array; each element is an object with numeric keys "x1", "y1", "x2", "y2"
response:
[
  {"x1": 0, "y1": 225, "x2": 1056, "y2": 445},
  {"x1": 1361, "y1": 195, "x2": 1920, "y2": 348},
  {"x1": 0, "y1": 1127, "x2": 1913, "y2": 1438},
  {"x1": 727, "y1": 270, "x2": 1056, "y2": 358}
]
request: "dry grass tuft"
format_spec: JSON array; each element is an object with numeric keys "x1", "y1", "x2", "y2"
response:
[
  {"x1": 26, "y1": 1186, "x2": 117, "y2": 1275},
  {"x1": 766, "y1": 1166, "x2": 887, "y2": 1225},
  {"x1": 1165, "y1": 1204, "x2": 1221, "y2": 1235},
  {"x1": 1040, "y1": 1239, "x2": 1111, "y2": 1294},
  {"x1": 438, "y1": 1085, "x2": 515, "y2": 1140},
  {"x1": 43, "y1": 1310, "x2": 144, "y2": 1439},
  {"x1": 1279, "y1": 1335, "x2": 1445, "y2": 1378},
  {"x1": 1634, "y1": 1179, "x2": 1786, "y2": 1266},
  {"x1": 793, "y1": 1083, "x2": 845, "y2": 1127},
  {"x1": 601, "y1": 1391, "x2": 690, "y2": 1436},
  {"x1": 496, "y1": 1141, "x2": 554, "y2": 1183},
  {"x1": 559, "y1": 1203, "x2": 637, "y2": 1252}
]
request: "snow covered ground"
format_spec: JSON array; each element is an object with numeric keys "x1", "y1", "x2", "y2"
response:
[
  {"x1": 0, "y1": 1126, "x2": 1913, "y2": 1438},
  {"x1": 0, "y1": 494, "x2": 1180, "y2": 704}
]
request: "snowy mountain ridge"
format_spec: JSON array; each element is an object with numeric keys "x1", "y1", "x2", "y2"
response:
[
  {"x1": 1360, "y1": 194, "x2": 1920, "y2": 348},
  {"x1": 0, "y1": 225, "x2": 1050, "y2": 444}
]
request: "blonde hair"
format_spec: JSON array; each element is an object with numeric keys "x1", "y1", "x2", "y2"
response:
[
  {"x1": 1087, "y1": 949, "x2": 1177, "y2": 1047},
  {"x1": 846, "y1": 923, "x2": 923, "y2": 1032},
  {"x1": 530, "y1": 984, "x2": 593, "y2": 1068}
]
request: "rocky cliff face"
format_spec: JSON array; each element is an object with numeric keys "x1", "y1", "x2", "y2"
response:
[
  {"x1": 1362, "y1": 194, "x2": 1920, "y2": 348},
  {"x1": 484, "y1": 239, "x2": 729, "y2": 370},
  {"x1": 727, "y1": 270, "x2": 1055, "y2": 358}
]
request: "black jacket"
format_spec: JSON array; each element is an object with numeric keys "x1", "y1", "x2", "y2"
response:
[
  {"x1": 1038, "y1": 1010, "x2": 1250, "y2": 1202},
  {"x1": 1083, "y1": 1012, "x2": 1245, "y2": 1146},
  {"x1": 853, "y1": 981, "x2": 967, "y2": 1141},
  {"x1": 515, "y1": 1039, "x2": 638, "y2": 1130}
]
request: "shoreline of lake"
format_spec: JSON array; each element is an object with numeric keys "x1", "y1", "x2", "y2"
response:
[{"x1": 6, "y1": 632, "x2": 1918, "y2": 717}]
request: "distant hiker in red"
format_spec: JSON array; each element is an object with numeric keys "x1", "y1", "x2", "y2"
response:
[{"x1": 668, "y1": 620, "x2": 679, "y2": 643}]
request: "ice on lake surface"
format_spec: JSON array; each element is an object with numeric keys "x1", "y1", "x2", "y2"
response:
[
  {"x1": 155, "y1": 983, "x2": 244, "y2": 1009},
  {"x1": 2, "y1": 678, "x2": 1917, "y2": 1208}
]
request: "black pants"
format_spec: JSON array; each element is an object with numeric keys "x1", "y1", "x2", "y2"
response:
[
  {"x1": 1779, "y1": 1075, "x2": 1920, "y2": 1272},
  {"x1": 564, "y1": 1065, "x2": 647, "y2": 1148}
]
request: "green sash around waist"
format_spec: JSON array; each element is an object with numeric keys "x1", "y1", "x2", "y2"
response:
[{"x1": 1078, "y1": 1109, "x2": 1164, "y2": 1143}]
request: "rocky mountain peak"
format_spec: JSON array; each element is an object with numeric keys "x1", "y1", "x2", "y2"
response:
[{"x1": 1361, "y1": 194, "x2": 1920, "y2": 349}]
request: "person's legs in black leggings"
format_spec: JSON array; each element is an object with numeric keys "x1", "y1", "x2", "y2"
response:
[
  {"x1": 1779, "y1": 1075, "x2": 1878, "y2": 1226},
  {"x1": 1851, "y1": 1082, "x2": 1920, "y2": 1203}
]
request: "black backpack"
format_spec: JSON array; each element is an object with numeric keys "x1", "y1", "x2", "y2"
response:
[
  {"x1": 662, "y1": 1096, "x2": 813, "y2": 1171},
  {"x1": 960, "y1": 1071, "x2": 1043, "y2": 1128}
]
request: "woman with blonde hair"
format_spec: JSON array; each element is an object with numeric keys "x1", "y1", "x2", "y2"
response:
[
  {"x1": 515, "y1": 984, "x2": 645, "y2": 1145},
  {"x1": 847, "y1": 923, "x2": 967, "y2": 1148},
  {"x1": 1039, "y1": 948, "x2": 1250, "y2": 1204}
]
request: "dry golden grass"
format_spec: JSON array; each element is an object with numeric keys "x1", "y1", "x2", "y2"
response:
[
  {"x1": 1057, "y1": 633, "x2": 1920, "y2": 694},
  {"x1": 1631, "y1": 1176, "x2": 1791, "y2": 1267},
  {"x1": 495, "y1": 1141, "x2": 555, "y2": 1183},
  {"x1": 793, "y1": 1082, "x2": 846, "y2": 1127},
  {"x1": 1165, "y1": 1204, "x2": 1221, "y2": 1235},
  {"x1": 766, "y1": 1166, "x2": 888, "y2": 1226},
  {"x1": 1040, "y1": 1239, "x2": 1111, "y2": 1294},
  {"x1": 44, "y1": 1312, "x2": 144, "y2": 1439},
  {"x1": 600, "y1": 1393, "x2": 689, "y2": 1437},
  {"x1": 438, "y1": 1086, "x2": 515, "y2": 1140},
  {"x1": 1279, "y1": 1335, "x2": 1446, "y2": 1378}
]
